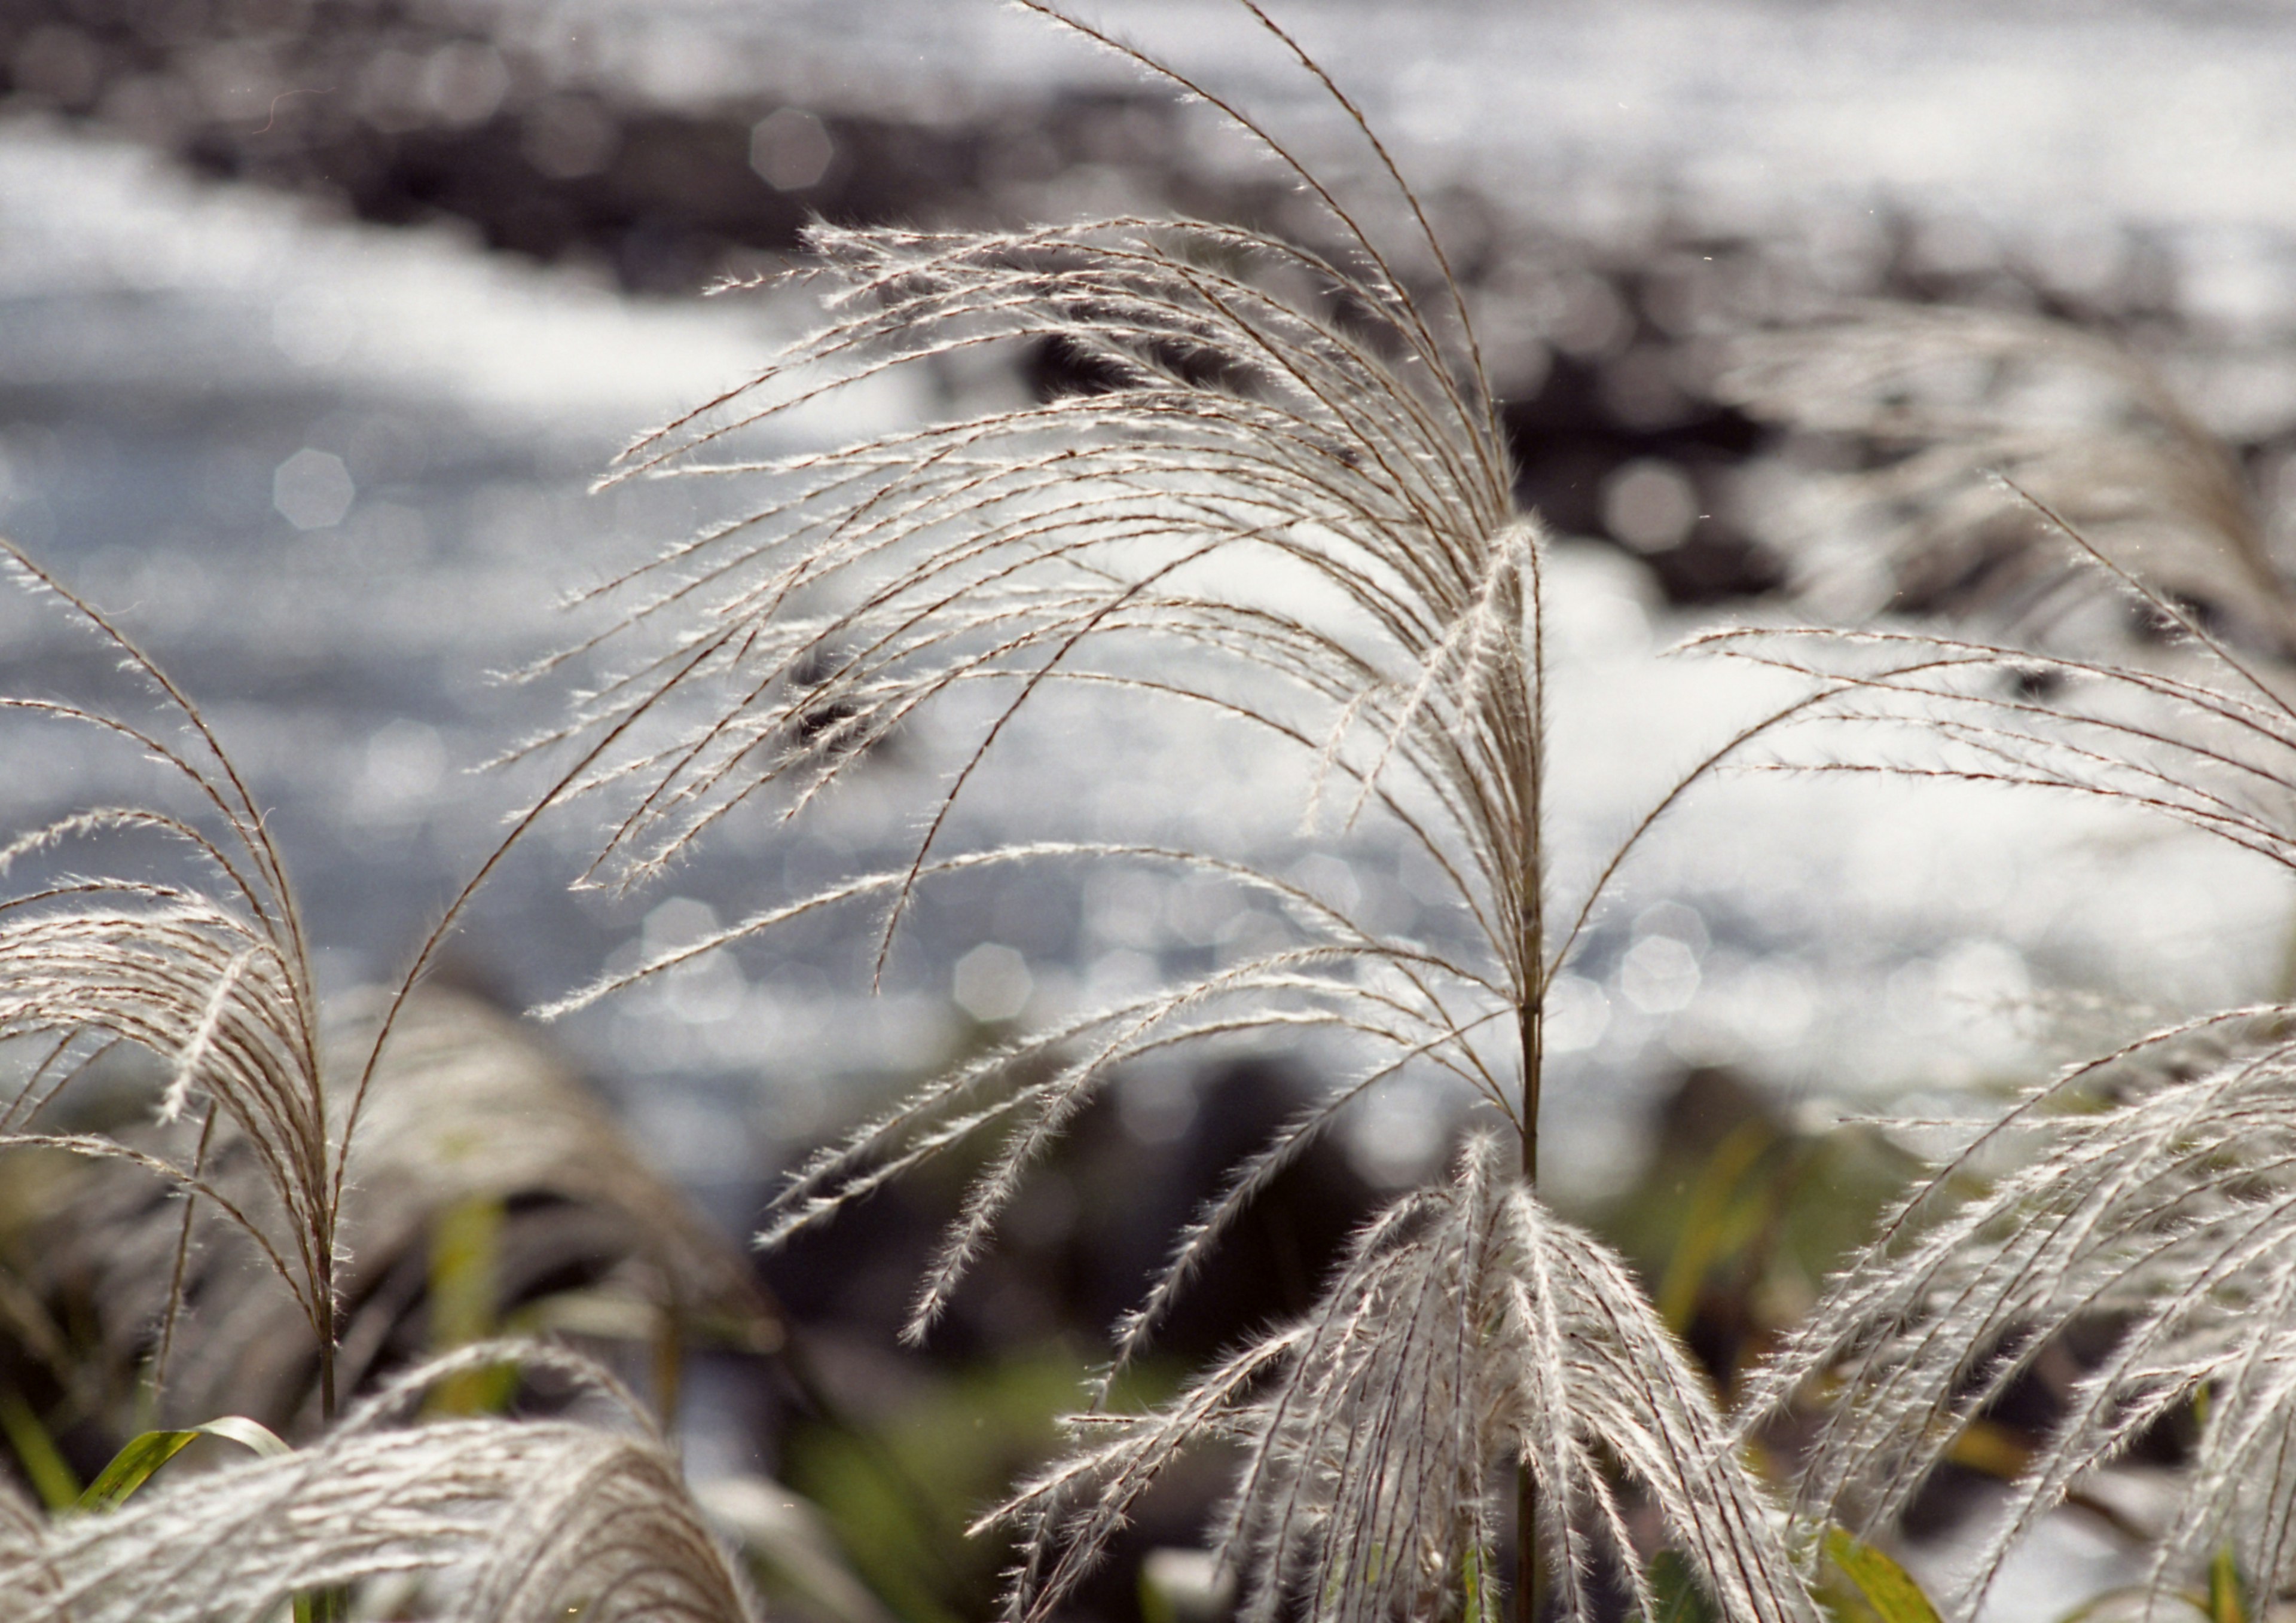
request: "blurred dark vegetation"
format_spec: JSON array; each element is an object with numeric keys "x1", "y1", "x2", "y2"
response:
[{"x1": 0, "y1": 2, "x2": 2273, "y2": 1618}]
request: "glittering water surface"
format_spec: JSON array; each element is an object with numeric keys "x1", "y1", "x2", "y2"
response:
[{"x1": 4, "y1": 0, "x2": 2294, "y2": 1222}]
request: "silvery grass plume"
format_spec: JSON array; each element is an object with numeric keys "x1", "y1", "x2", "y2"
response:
[
  {"x1": 0, "y1": 1341, "x2": 755, "y2": 1623},
  {"x1": 0, "y1": 534, "x2": 612, "y2": 1421},
  {"x1": 536, "y1": 4, "x2": 1818, "y2": 1618},
  {"x1": 15, "y1": 988, "x2": 767, "y2": 1434},
  {"x1": 0, "y1": 515, "x2": 780, "y2": 1613},
  {"x1": 996, "y1": 1136, "x2": 1809, "y2": 1623},
  {"x1": 1724, "y1": 306, "x2": 2296, "y2": 656},
  {"x1": 1736, "y1": 1011, "x2": 2296, "y2": 1620},
  {"x1": 1708, "y1": 505, "x2": 2296, "y2": 1613},
  {"x1": 0, "y1": 538, "x2": 349, "y2": 1414}
]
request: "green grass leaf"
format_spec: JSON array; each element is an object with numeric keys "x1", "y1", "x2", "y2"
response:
[
  {"x1": 1825, "y1": 1527, "x2": 1942, "y2": 1623},
  {"x1": 1644, "y1": 1549, "x2": 1720, "y2": 1623},
  {"x1": 2208, "y1": 1545, "x2": 2248, "y2": 1623},
  {"x1": 427, "y1": 1193, "x2": 518, "y2": 1416},
  {"x1": 76, "y1": 1414, "x2": 291, "y2": 1511},
  {"x1": 0, "y1": 1385, "x2": 80, "y2": 1511}
]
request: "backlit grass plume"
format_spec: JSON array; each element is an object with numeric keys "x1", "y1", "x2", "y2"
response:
[
  {"x1": 1710, "y1": 497, "x2": 2296, "y2": 1613},
  {"x1": 0, "y1": 540, "x2": 350, "y2": 1413},
  {"x1": 0, "y1": 528, "x2": 775, "y2": 1613},
  {"x1": 0, "y1": 519, "x2": 688, "y2": 1427},
  {"x1": 540, "y1": 4, "x2": 1815, "y2": 1618},
  {"x1": 1741, "y1": 1008, "x2": 2296, "y2": 1618},
  {"x1": 0, "y1": 1343, "x2": 752, "y2": 1623},
  {"x1": 997, "y1": 1136, "x2": 1809, "y2": 1623}
]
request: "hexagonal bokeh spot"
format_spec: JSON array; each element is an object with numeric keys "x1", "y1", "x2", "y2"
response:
[{"x1": 272, "y1": 448, "x2": 354, "y2": 531}]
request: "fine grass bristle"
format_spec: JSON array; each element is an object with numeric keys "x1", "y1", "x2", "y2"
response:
[
  {"x1": 1738, "y1": 1004, "x2": 2296, "y2": 1617},
  {"x1": 993, "y1": 1138, "x2": 1813, "y2": 1623},
  {"x1": 0, "y1": 540, "x2": 341, "y2": 1408},
  {"x1": 0, "y1": 543, "x2": 762, "y2": 1620}
]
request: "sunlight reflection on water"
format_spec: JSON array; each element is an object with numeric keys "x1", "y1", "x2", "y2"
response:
[{"x1": 4, "y1": 1, "x2": 2296, "y2": 1219}]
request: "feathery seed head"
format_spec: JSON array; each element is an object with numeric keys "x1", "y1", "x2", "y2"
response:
[
  {"x1": 536, "y1": 11, "x2": 1562, "y2": 1353},
  {"x1": 0, "y1": 1343, "x2": 755, "y2": 1623},
  {"x1": 994, "y1": 1141, "x2": 1815, "y2": 1623},
  {"x1": 0, "y1": 543, "x2": 339, "y2": 1373},
  {"x1": 532, "y1": 10, "x2": 1821, "y2": 1622},
  {"x1": 1742, "y1": 1010, "x2": 2296, "y2": 1615}
]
